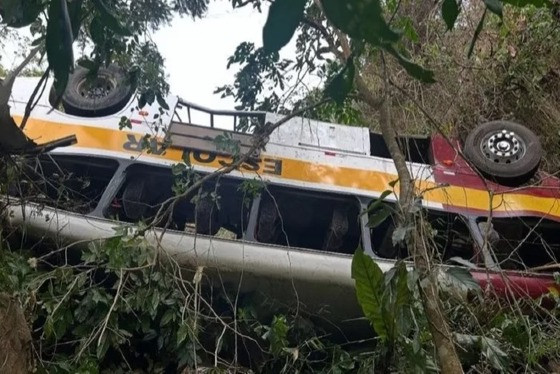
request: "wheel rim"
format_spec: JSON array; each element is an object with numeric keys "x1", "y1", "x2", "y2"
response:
[
  {"x1": 76, "y1": 75, "x2": 116, "y2": 100},
  {"x1": 480, "y1": 129, "x2": 526, "y2": 164}
]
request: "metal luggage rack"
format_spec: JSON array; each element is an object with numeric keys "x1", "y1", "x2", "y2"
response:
[
  {"x1": 174, "y1": 98, "x2": 266, "y2": 133},
  {"x1": 169, "y1": 98, "x2": 267, "y2": 156}
]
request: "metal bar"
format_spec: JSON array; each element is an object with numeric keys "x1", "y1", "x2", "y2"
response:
[
  {"x1": 177, "y1": 97, "x2": 266, "y2": 117},
  {"x1": 468, "y1": 217, "x2": 498, "y2": 270},
  {"x1": 174, "y1": 110, "x2": 182, "y2": 123},
  {"x1": 89, "y1": 160, "x2": 130, "y2": 218}
]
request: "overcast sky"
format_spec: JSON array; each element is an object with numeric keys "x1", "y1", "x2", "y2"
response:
[
  {"x1": 153, "y1": 2, "x2": 269, "y2": 110},
  {"x1": 1, "y1": 2, "x2": 317, "y2": 111}
]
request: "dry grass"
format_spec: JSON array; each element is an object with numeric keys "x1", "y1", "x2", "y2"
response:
[{"x1": 361, "y1": 4, "x2": 560, "y2": 172}]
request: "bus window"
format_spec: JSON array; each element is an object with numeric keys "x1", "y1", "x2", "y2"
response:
[
  {"x1": 7, "y1": 155, "x2": 119, "y2": 214},
  {"x1": 107, "y1": 164, "x2": 250, "y2": 238},
  {"x1": 369, "y1": 132, "x2": 431, "y2": 164},
  {"x1": 254, "y1": 186, "x2": 361, "y2": 253},
  {"x1": 369, "y1": 203, "x2": 475, "y2": 262},
  {"x1": 479, "y1": 218, "x2": 560, "y2": 270}
]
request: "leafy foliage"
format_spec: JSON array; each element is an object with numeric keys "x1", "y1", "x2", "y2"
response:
[
  {"x1": 3, "y1": 0, "x2": 560, "y2": 372},
  {"x1": 1, "y1": 0, "x2": 209, "y2": 104},
  {"x1": 0, "y1": 0, "x2": 44, "y2": 28},
  {"x1": 224, "y1": 0, "x2": 436, "y2": 110},
  {"x1": 262, "y1": 0, "x2": 306, "y2": 54},
  {"x1": 0, "y1": 226, "x2": 380, "y2": 373},
  {"x1": 215, "y1": 42, "x2": 291, "y2": 111},
  {"x1": 321, "y1": 0, "x2": 400, "y2": 46},
  {"x1": 324, "y1": 57, "x2": 355, "y2": 105},
  {"x1": 351, "y1": 249, "x2": 438, "y2": 372},
  {"x1": 350, "y1": 247, "x2": 560, "y2": 373},
  {"x1": 46, "y1": 0, "x2": 75, "y2": 96}
]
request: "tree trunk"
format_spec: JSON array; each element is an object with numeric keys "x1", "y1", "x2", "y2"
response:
[
  {"x1": 0, "y1": 293, "x2": 33, "y2": 374},
  {"x1": 0, "y1": 47, "x2": 40, "y2": 153},
  {"x1": 414, "y1": 232, "x2": 464, "y2": 374},
  {"x1": 0, "y1": 104, "x2": 35, "y2": 152},
  {"x1": 356, "y1": 73, "x2": 463, "y2": 374}
]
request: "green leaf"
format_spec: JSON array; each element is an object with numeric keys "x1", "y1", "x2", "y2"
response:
[
  {"x1": 442, "y1": 0, "x2": 460, "y2": 30},
  {"x1": 367, "y1": 205, "x2": 392, "y2": 228},
  {"x1": 262, "y1": 0, "x2": 306, "y2": 54},
  {"x1": 46, "y1": 0, "x2": 75, "y2": 96},
  {"x1": 177, "y1": 323, "x2": 190, "y2": 345},
  {"x1": 156, "y1": 93, "x2": 170, "y2": 110},
  {"x1": 390, "y1": 262, "x2": 411, "y2": 308},
  {"x1": 383, "y1": 44, "x2": 435, "y2": 83},
  {"x1": 96, "y1": 333, "x2": 110, "y2": 359},
  {"x1": 364, "y1": 190, "x2": 392, "y2": 215},
  {"x1": 0, "y1": 0, "x2": 44, "y2": 28},
  {"x1": 92, "y1": 0, "x2": 131, "y2": 36},
  {"x1": 391, "y1": 224, "x2": 410, "y2": 246},
  {"x1": 351, "y1": 249, "x2": 388, "y2": 340},
  {"x1": 481, "y1": 337, "x2": 509, "y2": 371},
  {"x1": 160, "y1": 309, "x2": 175, "y2": 327},
  {"x1": 399, "y1": 17, "x2": 419, "y2": 42},
  {"x1": 324, "y1": 57, "x2": 355, "y2": 105},
  {"x1": 139, "y1": 89, "x2": 155, "y2": 107},
  {"x1": 119, "y1": 116, "x2": 132, "y2": 130},
  {"x1": 468, "y1": 9, "x2": 487, "y2": 58},
  {"x1": 385, "y1": 261, "x2": 413, "y2": 342},
  {"x1": 78, "y1": 59, "x2": 98, "y2": 71},
  {"x1": 68, "y1": 0, "x2": 83, "y2": 37},
  {"x1": 267, "y1": 315, "x2": 289, "y2": 356},
  {"x1": 321, "y1": 0, "x2": 400, "y2": 45},
  {"x1": 138, "y1": 93, "x2": 147, "y2": 109},
  {"x1": 388, "y1": 179, "x2": 399, "y2": 188},
  {"x1": 444, "y1": 267, "x2": 481, "y2": 293},
  {"x1": 484, "y1": 0, "x2": 504, "y2": 18},
  {"x1": 89, "y1": 16, "x2": 104, "y2": 45}
]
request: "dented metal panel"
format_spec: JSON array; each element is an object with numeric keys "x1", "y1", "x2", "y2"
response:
[{"x1": 5, "y1": 202, "x2": 559, "y2": 312}]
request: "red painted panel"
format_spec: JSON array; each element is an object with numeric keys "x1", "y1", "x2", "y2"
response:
[
  {"x1": 471, "y1": 270, "x2": 559, "y2": 299},
  {"x1": 431, "y1": 134, "x2": 560, "y2": 199}
]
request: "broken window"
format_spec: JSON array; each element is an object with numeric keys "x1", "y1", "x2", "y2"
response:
[
  {"x1": 254, "y1": 185, "x2": 361, "y2": 254},
  {"x1": 107, "y1": 164, "x2": 251, "y2": 238},
  {"x1": 479, "y1": 217, "x2": 560, "y2": 270},
  {"x1": 369, "y1": 204, "x2": 475, "y2": 262},
  {"x1": 7, "y1": 155, "x2": 119, "y2": 214},
  {"x1": 369, "y1": 132, "x2": 431, "y2": 164}
]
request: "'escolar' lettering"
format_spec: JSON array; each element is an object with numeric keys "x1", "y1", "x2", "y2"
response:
[{"x1": 185, "y1": 150, "x2": 283, "y2": 176}]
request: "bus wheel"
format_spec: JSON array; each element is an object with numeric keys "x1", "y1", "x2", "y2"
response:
[
  {"x1": 463, "y1": 121, "x2": 542, "y2": 185},
  {"x1": 59, "y1": 64, "x2": 133, "y2": 117}
]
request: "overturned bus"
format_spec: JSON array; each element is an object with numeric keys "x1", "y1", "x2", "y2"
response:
[{"x1": 3, "y1": 66, "x2": 560, "y2": 326}]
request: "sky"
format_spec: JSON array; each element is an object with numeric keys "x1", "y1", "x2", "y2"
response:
[
  {"x1": 1, "y1": 2, "x2": 317, "y2": 111},
  {"x1": 153, "y1": 2, "x2": 269, "y2": 110}
]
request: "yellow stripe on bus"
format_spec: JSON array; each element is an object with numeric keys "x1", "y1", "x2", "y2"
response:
[{"x1": 19, "y1": 116, "x2": 560, "y2": 220}]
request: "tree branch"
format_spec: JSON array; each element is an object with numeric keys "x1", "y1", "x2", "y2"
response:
[
  {"x1": 145, "y1": 98, "x2": 331, "y2": 233},
  {"x1": 20, "y1": 68, "x2": 50, "y2": 130},
  {"x1": 0, "y1": 46, "x2": 41, "y2": 106}
]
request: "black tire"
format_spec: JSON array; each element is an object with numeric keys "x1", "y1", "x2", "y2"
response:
[
  {"x1": 463, "y1": 121, "x2": 542, "y2": 185},
  {"x1": 60, "y1": 64, "x2": 133, "y2": 117}
]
